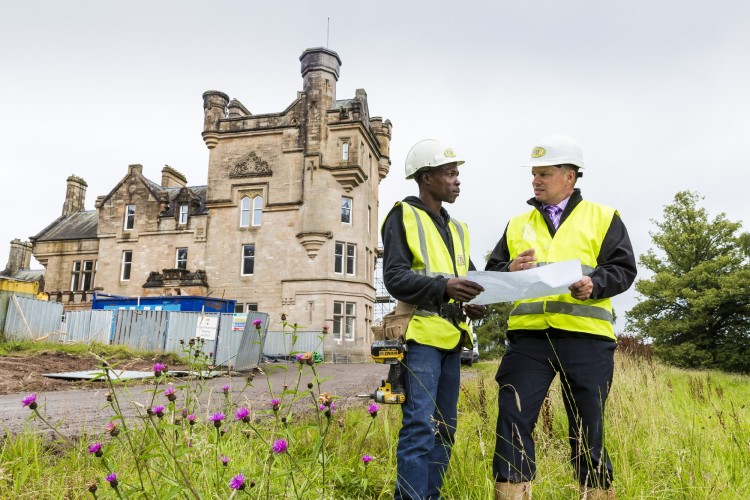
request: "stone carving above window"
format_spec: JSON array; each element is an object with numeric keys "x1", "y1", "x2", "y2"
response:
[{"x1": 229, "y1": 152, "x2": 273, "y2": 178}]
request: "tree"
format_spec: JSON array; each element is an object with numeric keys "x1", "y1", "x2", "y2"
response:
[
  {"x1": 474, "y1": 302, "x2": 512, "y2": 360},
  {"x1": 625, "y1": 191, "x2": 750, "y2": 373}
]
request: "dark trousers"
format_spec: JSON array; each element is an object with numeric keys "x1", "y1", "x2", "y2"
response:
[{"x1": 493, "y1": 332, "x2": 615, "y2": 488}]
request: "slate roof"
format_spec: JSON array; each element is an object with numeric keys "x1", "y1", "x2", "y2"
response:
[
  {"x1": 8, "y1": 269, "x2": 45, "y2": 282},
  {"x1": 32, "y1": 210, "x2": 98, "y2": 242}
]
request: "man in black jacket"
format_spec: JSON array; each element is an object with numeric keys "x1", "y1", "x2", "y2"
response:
[
  {"x1": 382, "y1": 138, "x2": 487, "y2": 499},
  {"x1": 487, "y1": 135, "x2": 636, "y2": 500}
]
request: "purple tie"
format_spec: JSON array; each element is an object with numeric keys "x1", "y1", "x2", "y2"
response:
[{"x1": 545, "y1": 205, "x2": 562, "y2": 229}]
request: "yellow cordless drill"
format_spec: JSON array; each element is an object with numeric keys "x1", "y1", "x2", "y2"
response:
[{"x1": 370, "y1": 339, "x2": 406, "y2": 404}]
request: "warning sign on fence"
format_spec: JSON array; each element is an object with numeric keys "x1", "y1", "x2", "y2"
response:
[{"x1": 196, "y1": 315, "x2": 218, "y2": 340}]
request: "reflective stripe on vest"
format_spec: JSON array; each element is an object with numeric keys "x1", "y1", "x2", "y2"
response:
[
  {"x1": 506, "y1": 200, "x2": 617, "y2": 340},
  {"x1": 394, "y1": 201, "x2": 472, "y2": 349}
]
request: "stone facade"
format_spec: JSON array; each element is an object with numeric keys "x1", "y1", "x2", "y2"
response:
[{"x1": 30, "y1": 48, "x2": 392, "y2": 360}]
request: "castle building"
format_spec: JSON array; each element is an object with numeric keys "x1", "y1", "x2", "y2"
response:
[{"x1": 30, "y1": 47, "x2": 392, "y2": 360}]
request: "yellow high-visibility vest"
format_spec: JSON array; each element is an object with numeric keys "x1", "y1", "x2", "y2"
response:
[
  {"x1": 506, "y1": 200, "x2": 617, "y2": 340},
  {"x1": 393, "y1": 201, "x2": 472, "y2": 350}
]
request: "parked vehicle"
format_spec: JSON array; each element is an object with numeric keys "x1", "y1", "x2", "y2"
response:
[{"x1": 461, "y1": 333, "x2": 479, "y2": 366}]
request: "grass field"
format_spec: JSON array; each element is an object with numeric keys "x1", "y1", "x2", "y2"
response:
[{"x1": 2, "y1": 343, "x2": 749, "y2": 499}]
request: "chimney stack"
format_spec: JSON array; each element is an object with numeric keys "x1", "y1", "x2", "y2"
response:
[
  {"x1": 3, "y1": 239, "x2": 32, "y2": 275},
  {"x1": 62, "y1": 175, "x2": 87, "y2": 217},
  {"x1": 161, "y1": 165, "x2": 187, "y2": 188}
]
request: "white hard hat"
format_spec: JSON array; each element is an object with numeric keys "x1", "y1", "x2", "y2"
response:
[
  {"x1": 523, "y1": 134, "x2": 584, "y2": 169},
  {"x1": 404, "y1": 139, "x2": 464, "y2": 180}
]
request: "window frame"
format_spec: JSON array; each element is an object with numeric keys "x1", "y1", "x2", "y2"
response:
[
  {"x1": 334, "y1": 242, "x2": 356, "y2": 275},
  {"x1": 341, "y1": 196, "x2": 352, "y2": 224},
  {"x1": 81, "y1": 260, "x2": 95, "y2": 290},
  {"x1": 175, "y1": 247, "x2": 188, "y2": 270},
  {"x1": 124, "y1": 205, "x2": 136, "y2": 230},
  {"x1": 333, "y1": 300, "x2": 356, "y2": 341},
  {"x1": 240, "y1": 197, "x2": 251, "y2": 227},
  {"x1": 241, "y1": 244, "x2": 255, "y2": 276},
  {"x1": 346, "y1": 242, "x2": 356, "y2": 275},
  {"x1": 252, "y1": 196, "x2": 263, "y2": 226},
  {"x1": 178, "y1": 204, "x2": 189, "y2": 225},
  {"x1": 342, "y1": 142, "x2": 349, "y2": 161},
  {"x1": 121, "y1": 251, "x2": 133, "y2": 281},
  {"x1": 234, "y1": 303, "x2": 259, "y2": 314},
  {"x1": 70, "y1": 261, "x2": 81, "y2": 291}
]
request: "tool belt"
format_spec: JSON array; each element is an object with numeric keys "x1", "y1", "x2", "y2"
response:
[
  {"x1": 382, "y1": 302, "x2": 417, "y2": 341},
  {"x1": 417, "y1": 302, "x2": 466, "y2": 322}
]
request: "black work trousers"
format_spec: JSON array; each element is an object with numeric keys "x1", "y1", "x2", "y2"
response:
[{"x1": 493, "y1": 332, "x2": 615, "y2": 488}]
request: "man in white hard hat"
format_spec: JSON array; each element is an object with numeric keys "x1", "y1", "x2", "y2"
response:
[
  {"x1": 382, "y1": 138, "x2": 487, "y2": 499},
  {"x1": 486, "y1": 135, "x2": 636, "y2": 499}
]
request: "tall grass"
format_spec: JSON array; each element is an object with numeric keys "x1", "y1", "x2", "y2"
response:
[{"x1": 3, "y1": 345, "x2": 749, "y2": 498}]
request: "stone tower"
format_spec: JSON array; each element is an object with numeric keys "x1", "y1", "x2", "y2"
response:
[{"x1": 200, "y1": 47, "x2": 392, "y2": 360}]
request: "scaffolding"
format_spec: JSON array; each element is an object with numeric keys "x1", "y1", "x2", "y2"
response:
[{"x1": 374, "y1": 247, "x2": 395, "y2": 321}]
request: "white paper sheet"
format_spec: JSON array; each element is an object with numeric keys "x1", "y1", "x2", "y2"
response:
[{"x1": 466, "y1": 260, "x2": 583, "y2": 305}]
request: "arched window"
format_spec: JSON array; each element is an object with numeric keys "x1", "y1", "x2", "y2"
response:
[
  {"x1": 252, "y1": 196, "x2": 263, "y2": 226},
  {"x1": 240, "y1": 197, "x2": 251, "y2": 227}
]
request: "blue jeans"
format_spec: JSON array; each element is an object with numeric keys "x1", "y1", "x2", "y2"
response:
[{"x1": 395, "y1": 344, "x2": 461, "y2": 500}]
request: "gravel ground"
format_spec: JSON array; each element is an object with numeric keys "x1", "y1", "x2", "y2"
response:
[{"x1": 1, "y1": 360, "x2": 391, "y2": 438}]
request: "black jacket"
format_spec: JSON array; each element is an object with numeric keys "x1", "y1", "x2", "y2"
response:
[{"x1": 381, "y1": 196, "x2": 476, "y2": 308}]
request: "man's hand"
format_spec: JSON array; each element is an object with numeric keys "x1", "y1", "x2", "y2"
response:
[
  {"x1": 464, "y1": 303, "x2": 488, "y2": 320},
  {"x1": 445, "y1": 278, "x2": 484, "y2": 303},
  {"x1": 569, "y1": 276, "x2": 593, "y2": 301},
  {"x1": 510, "y1": 248, "x2": 537, "y2": 272}
]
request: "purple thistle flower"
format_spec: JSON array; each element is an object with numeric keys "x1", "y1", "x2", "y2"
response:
[
  {"x1": 252, "y1": 319, "x2": 263, "y2": 328},
  {"x1": 187, "y1": 414, "x2": 196, "y2": 425},
  {"x1": 209, "y1": 412, "x2": 225, "y2": 428},
  {"x1": 164, "y1": 386, "x2": 177, "y2": 402},
  {"x1": 88, "y1": 442, "x2": 103, "y2": 457},
  {"x1": 269, "y1": 398, "x2": 281, "y2": 411},
  {"x1": 22, "y1": 393, "x2": 37, "y2": 410},
  {"x1": 229, "y1": 473, "x2": 246, "y2": 490},
  {"x1": 220, "y1": 455, "x2": 230, "y2": 466},
  {"x1": 105, "y1": 472, "x2": 118, "y2": 488},
  {"x1": 153, "y1": 362, "x2": 166, "y2": 376},
  {"x1": 235, "y1": 406, "x2": 250, "y2": 422},
  {"x1": 105, "y1": 421, "x2": 120, "y2": 436},
  {"x1": 152, "y1": 405, "x2": 165, "y2": 418},
  {"x1": 368, "y1": 403, "x2": 379, "y2": 417},
  {"x1": 362, "y1": 454, "x2": 373, "y2": 464},
  {"x1": 272, "y1": 438, "x2": 288, "y2": 454},
  {"x1": 221, "y1": 384, "x2": 231, "y2": 394}
]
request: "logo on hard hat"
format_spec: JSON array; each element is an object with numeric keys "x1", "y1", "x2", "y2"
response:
[
  {"x1": 444, "y1": 148, "x2": 456, "y2": 158},
  {"x1": 531, "y1": 147, "x2": 546, "y2": 158}
]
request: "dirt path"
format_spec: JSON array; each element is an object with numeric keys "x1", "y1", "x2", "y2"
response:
[
  {"x1": 1, "y1": 350, "x2": 480, "y2": 438},
  {"x1": 0, "y1": 360, "x2": 394, "y2": 438}
]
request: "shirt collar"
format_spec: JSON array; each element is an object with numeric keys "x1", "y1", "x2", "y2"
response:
[{"x1": 542, "y1": 195, "x2": 571, "y2": 213}]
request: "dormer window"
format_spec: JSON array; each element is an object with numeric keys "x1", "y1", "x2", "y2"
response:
[{"x1": 178, "y1": 204, "x2": 189, "y2": 225}]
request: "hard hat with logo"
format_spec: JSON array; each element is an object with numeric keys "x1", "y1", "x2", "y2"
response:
[
  {"x1": 524, "y1": 134, "x2": 584, "y2": 169},
  {"x1": 404, "y1": 139, "x2": 464, "y2": 179}
]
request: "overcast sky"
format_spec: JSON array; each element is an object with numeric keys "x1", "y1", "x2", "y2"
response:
[{"x1": 2, "y1": 1, "x2": 748, "y2": 331}]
